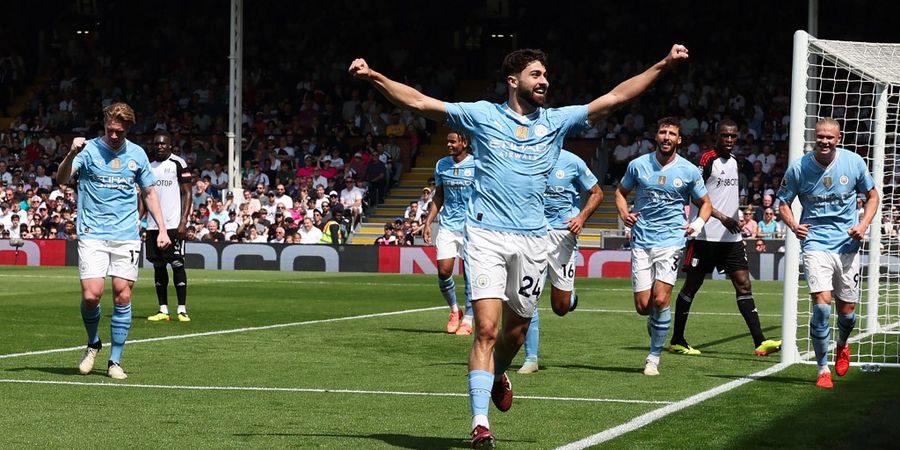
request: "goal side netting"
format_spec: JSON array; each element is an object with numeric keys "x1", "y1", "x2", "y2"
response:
[{"x1": 782, "y1": 30, "x2": 900, "y2": 368}]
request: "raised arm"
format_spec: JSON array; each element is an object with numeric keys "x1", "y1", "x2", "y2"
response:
[
  {"x1": 349, "y1": 58, "x2": 446, "y2": 122},
  {"x1": 56, "y1": 137, "x2": 86, "y2": 185},
  {"x1": 587, "y1": 44, "x2": 689, "y2": 124}
]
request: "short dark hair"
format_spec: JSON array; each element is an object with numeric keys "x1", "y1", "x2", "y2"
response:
[
  {"x1": 501, "y1": 49, "x2": 548, "y2": 77},
  {"x1": 718, "y1": 119, "x2": 738, "y2": 132},
  {"x1": 656, "y1": 117, "x2": 681, "y2": 132}
]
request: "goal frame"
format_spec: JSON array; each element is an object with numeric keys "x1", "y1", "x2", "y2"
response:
[{"x1": 782, "y1": 30, "x2": 896, "y2": 366}]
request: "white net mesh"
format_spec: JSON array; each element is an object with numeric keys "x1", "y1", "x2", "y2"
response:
[{"x1": 793, "y1": 36, "x2": 900, "y2": 368}]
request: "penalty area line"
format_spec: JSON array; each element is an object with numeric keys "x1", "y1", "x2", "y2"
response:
[
  {"x1": 0, "y1": 378, "x2": 673, "y2": 405},
  {"x1": 0, "y1": 306, "x2": 445, "y2": 360},
  {"x1": 554, "y1": 361, "x2": 791, "y2": 450}
]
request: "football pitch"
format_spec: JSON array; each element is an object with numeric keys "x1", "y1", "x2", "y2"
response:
[{"x1": 1, "y1": 267, "x2": 897, "y2": 449}]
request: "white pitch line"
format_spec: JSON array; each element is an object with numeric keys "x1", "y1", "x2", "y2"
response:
[
  {"x1": 0, "y1": 379, "x2": 672, "y2": 405},
  {"x1": 554, "y1": 361, "x2": 792, "y2": 450},
  {"x1": 555, "y1": 319, "x2": 900, "y2": 449},
  {"x1": 0, "y1": 306, "x2": 444, "y2": 360}
]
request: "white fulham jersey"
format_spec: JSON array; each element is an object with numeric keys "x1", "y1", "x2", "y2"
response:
[
  {"x1": 691, "y1": 149, "x2": 741, "y2": 242},
  {"x1": 146, "y1": 154, "x2": 192, "y2": 230}
]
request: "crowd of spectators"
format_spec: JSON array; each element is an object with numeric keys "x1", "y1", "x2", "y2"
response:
[{"x1": 0, "y1": 1, "x2": 896, "y2": 250}]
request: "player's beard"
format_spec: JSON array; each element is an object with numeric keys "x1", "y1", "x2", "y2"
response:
[{"x1": 517, "y1": 89, "x2": 544, "y2": 110}]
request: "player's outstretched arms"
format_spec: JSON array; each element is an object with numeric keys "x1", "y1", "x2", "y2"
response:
[
  {"x1": 587, "y1": 44, "x2": 689, "y2": 123},
  {"x1": 348, "y1": 58, "x2": 446, "y2": 122}
]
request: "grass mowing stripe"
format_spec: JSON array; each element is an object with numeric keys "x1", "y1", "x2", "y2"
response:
[
  {"x1": 554, "y1": 361, "x2": 793, "y2": 450},
  {"x1": 568, "y1": 308, "x2": 779, "y2": 317},
  {"x1": 557, "y1": 317, "x2": 900, "y2": 449},
  {"x1": 0, "y1": 306, "x2": 444, "y2": 360},
  {"x1": 0, "y1": 379, "x2": 673, "y2": 405}
]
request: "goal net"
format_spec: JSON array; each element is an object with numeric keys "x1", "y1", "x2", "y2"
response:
[{"x1": 782, "y1": 30, "x2": 900, "y2": 368}]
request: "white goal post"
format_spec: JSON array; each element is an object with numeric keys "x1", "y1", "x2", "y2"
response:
[{"x1": 782, "y1": 30, "x2": 900, "y2": 368}]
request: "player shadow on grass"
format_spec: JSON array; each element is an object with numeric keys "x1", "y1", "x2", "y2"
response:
[
  {"x1": 234, "y1": 432, "x2": 532, "y2": 449},
  {"x1": 382, "y1": 327, "x2": 449, "y2": 335},
  {"x1": 5, "y1": 366, "x2": 88, "y2": 376}
]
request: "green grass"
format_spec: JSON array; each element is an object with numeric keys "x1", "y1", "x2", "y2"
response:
[{"x1": 0, "y1": 267, "x2": 897, "y2": 449}]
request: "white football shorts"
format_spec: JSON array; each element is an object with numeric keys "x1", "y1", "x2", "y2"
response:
[
  {"x1": 435, "y1": 227, "x2": 465, "y2": 261},
  {"x1": 547, "y1": 228, "x2": 577, "y2": 292},
  {"x1": 802, "y1": 250, "x2": 861, "y2": 302},
  {"x1": 78, "y1": 239, "x2": 142, "y2": 281},
  {"x1": 630, "y1": 246, "x2": 683, "y2": 293},
  {"x1": 465, "y1": 225, "x2": 548, "y2": 318}
]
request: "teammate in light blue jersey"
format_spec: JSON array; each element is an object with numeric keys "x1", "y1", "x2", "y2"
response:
[
  {"x1": 351, "y1": 44, "x2": 689, "y2": 447},
  {"x1": 423, "y1": 132, "x2": 476, "y2": 336},
  {"x1": 778, "y1": 117, "x2": 879, "y2": 389},
  {"x1": 519, "y1": 149, "x2": 603, "y2": 374},
  {"x1": 615, "y1": 117, "x2": 711, "y2": 376},
  {"x1": 57, "y1": 102, "x2": 171, "y2": 381}
]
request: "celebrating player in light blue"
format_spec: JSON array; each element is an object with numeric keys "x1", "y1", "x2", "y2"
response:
[
  {"x1": 615, "y1": 117, "x2": 711, "y2": 377},
  {"x1": 350, "y1": 43, "x2": 688, "y2": 448},
  {"x1": 518, "y1": 149, "x2": 603, "y2": 374},
  {"x1": 778, "y1": 117, "x2": 878, "y2": 389},
  {"x1": 56, "y1": 102, "x2": 171, "y2": 380},
  {"x1": 423, "y1": 131, "x2": 476, "y2": 336}
]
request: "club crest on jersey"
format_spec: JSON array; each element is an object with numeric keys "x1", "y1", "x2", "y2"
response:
[
  {"x1": 673, "y1": 178, "x2": 684, "y2": 188},
  {"x1": 657, "y1": 176, "x2": 666, "y2": 185},
  {"x1": 110, "y1": 158, "x2": 121, "y2": 170},
  {"x1": 555, "y1": 169, "x2": 565, "y2": 179},
  {"x1": 127, "y1": 160, "x2": 137, "y2": 171},
  {"x1": 464, "y1": 169, "x2": 473, "y2": 177},
  {"x1": 534, "y1": 124, "x2": 549, "y2": 137},
  {"x1": 823, "y1": 176, "x2": 832, "y2": 189},
  {"x1": 515, "y1": 126, "x2": 529, "y2": 140},
  {"x1": 839, "y1": 175, "x2": 849, "y2": 185}
]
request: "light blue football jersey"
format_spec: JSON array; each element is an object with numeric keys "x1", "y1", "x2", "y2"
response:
[
  {"x1": 444, "y1": 101, "x2": 590, "y2": 235},
  {"x1": 544, "y1": 150, "x2": 598, "y2": 230},
  {"x1": 434, "y1": 154, "x2": 475, "y2": 232},
  {"x1": 777, "y1": 148, "x2": 875, "y2": 253},
  {"x1": 72, "y1": 137, "x2": 156, "y2": 240},
  {"x1": 620, "y1": 153, "x2": 707, "y2": 249}
]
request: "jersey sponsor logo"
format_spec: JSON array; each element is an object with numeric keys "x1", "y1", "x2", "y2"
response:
[
  {"x1": 515, "y1": 126, "x2": 529, "y2": 140},
  {"x1": 445, "y1": 179, "x2": 474, "y2": 188},
  {"x1": 155, "y1": 179, "x2": 175, "y2": 187},
  {"x1": 535, "y1": 124, "x2": 549, "y2": 137},
  {"x1": 89, "y1": 173, "x2": 135, "y2": 190},
  {"x1": 128, "y1": 160, "x2": 137, "y2": 171},
  {"x1": 715, "y1": 177, "x2": 740, "y2": 187},
  {"x1": 488, "y1": 139, "x2": 550, "y2": 154},
  {"x1": 554, "y1": 169, "x2": 565, "y2": 179},
  {"x1": 823, "y1": 176, "x2": 832, "y2": 189},
  {"x1": 673, "y1": 178, "x2": 684, "y2": 188},
  {"x1": 839, "y1": 175, "x2": 849, "y2": 185},
  {"x1": 110, "y1": 158, "x2": 121, "y2": 170}
]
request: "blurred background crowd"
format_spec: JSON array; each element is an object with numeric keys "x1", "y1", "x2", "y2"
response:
[{"x1": 0, "y1": 0, "x2": 896, "y2": 246}]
